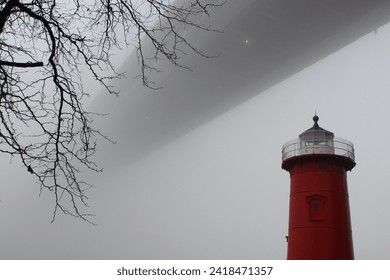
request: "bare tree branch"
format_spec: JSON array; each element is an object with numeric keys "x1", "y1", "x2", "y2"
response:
[
  {"x1": 0, "y1": 60, "x2": 43, "y2": 67},
  {"x1": 0, "y1": 0, "x2": 223, "y2": 222}
]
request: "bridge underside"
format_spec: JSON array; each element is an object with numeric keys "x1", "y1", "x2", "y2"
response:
[{"x1": 92, "y1": 0, "x2": 390, "y2": 168}]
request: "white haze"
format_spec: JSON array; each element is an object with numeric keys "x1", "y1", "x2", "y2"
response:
[{"x1": 1, "y1": 12, "x2": 390, "y2": 260}]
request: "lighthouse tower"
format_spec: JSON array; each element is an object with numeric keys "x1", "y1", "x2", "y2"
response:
[{"x1": 281, "y1": 115, "x2": 356, "y2": 260}]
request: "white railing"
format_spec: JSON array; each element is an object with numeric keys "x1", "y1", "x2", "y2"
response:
[{"x1": 282, "y1": 137, "x2": 355, "y2": 162}]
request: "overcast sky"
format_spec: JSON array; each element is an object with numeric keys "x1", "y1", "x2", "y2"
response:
[{"x1": 1, "y1": 3, "x2": 390, "y2": 260}]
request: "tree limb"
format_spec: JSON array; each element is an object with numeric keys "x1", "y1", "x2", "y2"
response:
[
  {"x1": 0, "y1": 0, "x2": 222, "y2": 222},
  {"x1": 0, "y1": 60, "x2": 44, "y2": 67}
]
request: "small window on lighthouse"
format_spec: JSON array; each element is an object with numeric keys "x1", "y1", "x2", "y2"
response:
[{"x1": 307, "y1": 195, "x2": 326, "y2": 221}]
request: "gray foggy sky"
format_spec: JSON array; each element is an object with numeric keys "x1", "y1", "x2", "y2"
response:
[{"x1": 1, "y1": 1, "x2": 390, "y2": 259}]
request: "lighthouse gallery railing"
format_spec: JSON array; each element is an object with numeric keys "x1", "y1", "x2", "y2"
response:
[{"x1": 282, "y1": 137, "x2": 355, "y2": 162}]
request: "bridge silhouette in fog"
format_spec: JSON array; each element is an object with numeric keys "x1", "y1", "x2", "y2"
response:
[{"x1": 91, "y1": 0, "x2": 390, "y2": 170}]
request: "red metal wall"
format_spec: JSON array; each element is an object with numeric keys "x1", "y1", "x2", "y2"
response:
[{"x1": 285, "y1": 155, "x2": 354, "y2": 260}]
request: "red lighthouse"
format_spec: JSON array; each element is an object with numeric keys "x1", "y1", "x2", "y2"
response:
[{"x1": 282, "y1": 115, "x2": 356, "y2": 260}]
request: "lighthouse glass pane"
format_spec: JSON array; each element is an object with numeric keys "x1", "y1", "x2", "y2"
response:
[{"x1": 300, "y1": 132, "x2": 334, "y2": 146}]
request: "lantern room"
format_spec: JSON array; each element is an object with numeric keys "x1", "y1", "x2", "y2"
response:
[
  {"x1": 282, "y1": 115, "x2": 355, "y2": 171},
  {"x1": 298, "y1": 115, "x2": 335, "y2": 155}
]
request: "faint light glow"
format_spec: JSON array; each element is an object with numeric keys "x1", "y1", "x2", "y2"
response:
[{"x1": 244, "y1": 39, "x2": 250, "y2": 44}]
